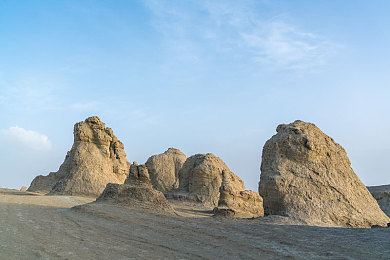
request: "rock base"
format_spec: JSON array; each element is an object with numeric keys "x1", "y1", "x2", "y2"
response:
[{"x1": 96, "y1": 183, "x2": 175, "y2": 213}]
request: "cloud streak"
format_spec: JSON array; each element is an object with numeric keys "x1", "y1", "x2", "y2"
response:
[
  {"x1": 1, "y1": 126, "x2": 52, "y2": 151},
  {"x1": 145, "y1": 0, "x2": 337, "y2": 71}
]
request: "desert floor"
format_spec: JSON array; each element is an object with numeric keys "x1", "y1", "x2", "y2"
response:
[{"x1": 1, "y1": 188, "x2": 389, "y2": 259}]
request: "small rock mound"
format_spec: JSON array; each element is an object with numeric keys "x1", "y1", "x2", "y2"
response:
[
  {"x1": 175, "y1": 153, "x2": 245, "y2": 207},
  {"x1": 95, "y1": 183, "x2": 174, "y2": 213},
  {"x1": 259, "y1": 120, "x2": 390, "y2": 228},
  {"x1": 20, "y1": 186, "x2": 28, "y2": 192},
  {"x1": 368, "y1": 185, "x2": 390, "y2": 217},
  {"x1": 214, "y1": 171, "x2": 264, "y2": 218},
  {"x1": 145, "y1": 148, "x2": 186, "y2": 192},
  {"x1": 94, "y1": 160, "x2": 174, "y2": 214},
  {"x1": 28, "y1": 116, "x2": 130, "y2": 196}
]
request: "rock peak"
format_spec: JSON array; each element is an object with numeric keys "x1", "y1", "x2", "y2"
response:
[
  {"x1": 164, "y1": 148, "x2": 185, "y2": 155},
  {"x1": 276, "y1": 120, "x2": 318, "y2": 133},
  {"x1": 85, "y1": 116, "x2": 103, "y2": 125},
  {"x1": 28, "y1": 116, "x2": 130, "y2": 196}
]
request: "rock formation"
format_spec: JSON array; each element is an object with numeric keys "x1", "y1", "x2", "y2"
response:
[
  {"x1": 259, "y1": 120, "x2": 390, "y2": 228},
  {"x1": 95, "y1": 183, "x2": 174, "y2": 213},
  {"x1": 20, "y1": 186, "x2": 28, "y2": 192},
  {"x1": 368, "y1": 185, "x2": 390, "y2": 217},
  {"x1": 125, "y1": 162, "x2": 150, "y2": 185},
  {"x1": 95, "y1": 160, "x2": 174, "y2": 213},
  {"x1": 176, "y1": 153, "x2": 245, "y2": 207},
  {"x1": 28, "y1": 172, "x2": 59, "y2": 193},
  {"x1": 28, "y1": 116, "x2": 130, "y2": 196},
  {"x1": 214, "y1": 171, "x2": 264, "y2": 218},
  {"x1": 145, "y1": 148, "x2": 186, "y2": 192}
]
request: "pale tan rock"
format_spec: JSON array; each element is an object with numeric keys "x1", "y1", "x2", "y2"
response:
[
  {"x1": 125, "y1": 162, "x2": 150, "y2": 185},
  {"x1": 95, "y1": 183, "x2": 175, "y2": 214},
  {"x1": 214, "y1": 171, "x2": 264, "y2": 218},
  {"x1": 145, "y1": 148, "x2": 186, "y2": 192},
  {"x1": 259, "y1": 120, "x2": 390, "y2": 228},
  {"x1": 20, "y1": 186, "x2": 28, "y2": 192},
  {"x1": 368, "y1": 185, "x2": 390, "y2": 217},
  {"x1": 176, "y1": 153, "x2": 245, "y2": 207},
  {"x1": 28, "y1": 116, "x2": 130, "y2": 196},
  {"x1": 28, "y1": 172, "x2": 60, "y2": 193}
]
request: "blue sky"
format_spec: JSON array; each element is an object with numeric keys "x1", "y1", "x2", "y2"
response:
[{"x1": 1, "y1": 0, "x2": 389, "y2": 190}]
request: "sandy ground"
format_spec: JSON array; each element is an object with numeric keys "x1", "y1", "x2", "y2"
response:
[{"x1": 1, "y1": 188, "x2": 389, "y2": 259}]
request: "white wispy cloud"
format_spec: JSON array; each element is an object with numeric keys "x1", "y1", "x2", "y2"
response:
[
  {"x1": 0, "y1": 126, "x2": 52, "y2": 151},
  {"x1": 242, "y1": 21, "x2": 335, "y2": 70},
  {"x1": 144, "y1": 0, "x2": 337, "y2": 71}
]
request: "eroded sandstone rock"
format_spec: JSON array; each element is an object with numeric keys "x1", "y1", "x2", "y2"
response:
[
  {"x1": 259, "y1": 120, "x2": 390, "y2": 228},
  {"x1": 125, "y1": 162, "x2": 150, "y2": 185},
  {"x1": 176, "y1": 153, "x2": 245, "y2": 207},
  {"x1": 214, "y1": 171, "x2": 264, "y2": 218},
  {"x1": 368, "y1": 185, "x2": 390, "y2": 217},
  {"x1": 145, "y1": 148, "x2": 186, "y2": 192},
  {"x1": 28, "y1": 116, "x2": 130, "y2": 196},
  {"x1": 95, "y1": 160, "x2": 174, "y2": 213},
  {"x1": 28, "y1": 172, "x2": 59, "y2": 193},
  {"x1": 95, "y1": 183, "x2": 174, "y2": 213}
]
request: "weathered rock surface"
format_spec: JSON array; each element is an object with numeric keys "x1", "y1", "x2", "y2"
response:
[
  {"x1": 28, "y1": 116, "x2": 130, "y2": 196},
  {"x1": 145, "y1": 148, "x2": 186, "y2": 192},
  {"x1": 368, "y1": 185, "x2": 390, "y2": 217},
  {"x1": 259, "y1": 120, "x2": 390, "y2": 228},
  {"x1": 28, "y1": 172, "x2": 59, "y2": 193},
  {"x1": 214, "y1": 171, "x2": 264, "y2": 218},
  {"x1": 92, "y1": 158, "x2": 174, "y2": 213},
  {"x1": 95, "y1": 183, "x2": 174, "y2": 213},
  {"x1": 125, "y1": 162, "x2": 150, "y2": 185},
  {"x1": 176, "y1": 153, "x2": 245, "y2": 207},
  {"x1": 20, "y1": 186, "x2": 28, "y2": 192}
]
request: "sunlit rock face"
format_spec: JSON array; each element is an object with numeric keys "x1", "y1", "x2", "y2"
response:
[
  {"x1": 177, "y1": 153, "x2": 245, "y2": 207},
  {"x1": 145, "y1": 148, "x2": 186, "y2": 192},
  {"x1": 259, "y1": 120, "x2": 390, "y2": 228},
  {"x1": 28, "y1": 116, "x2": 130, "y2": 196}
]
